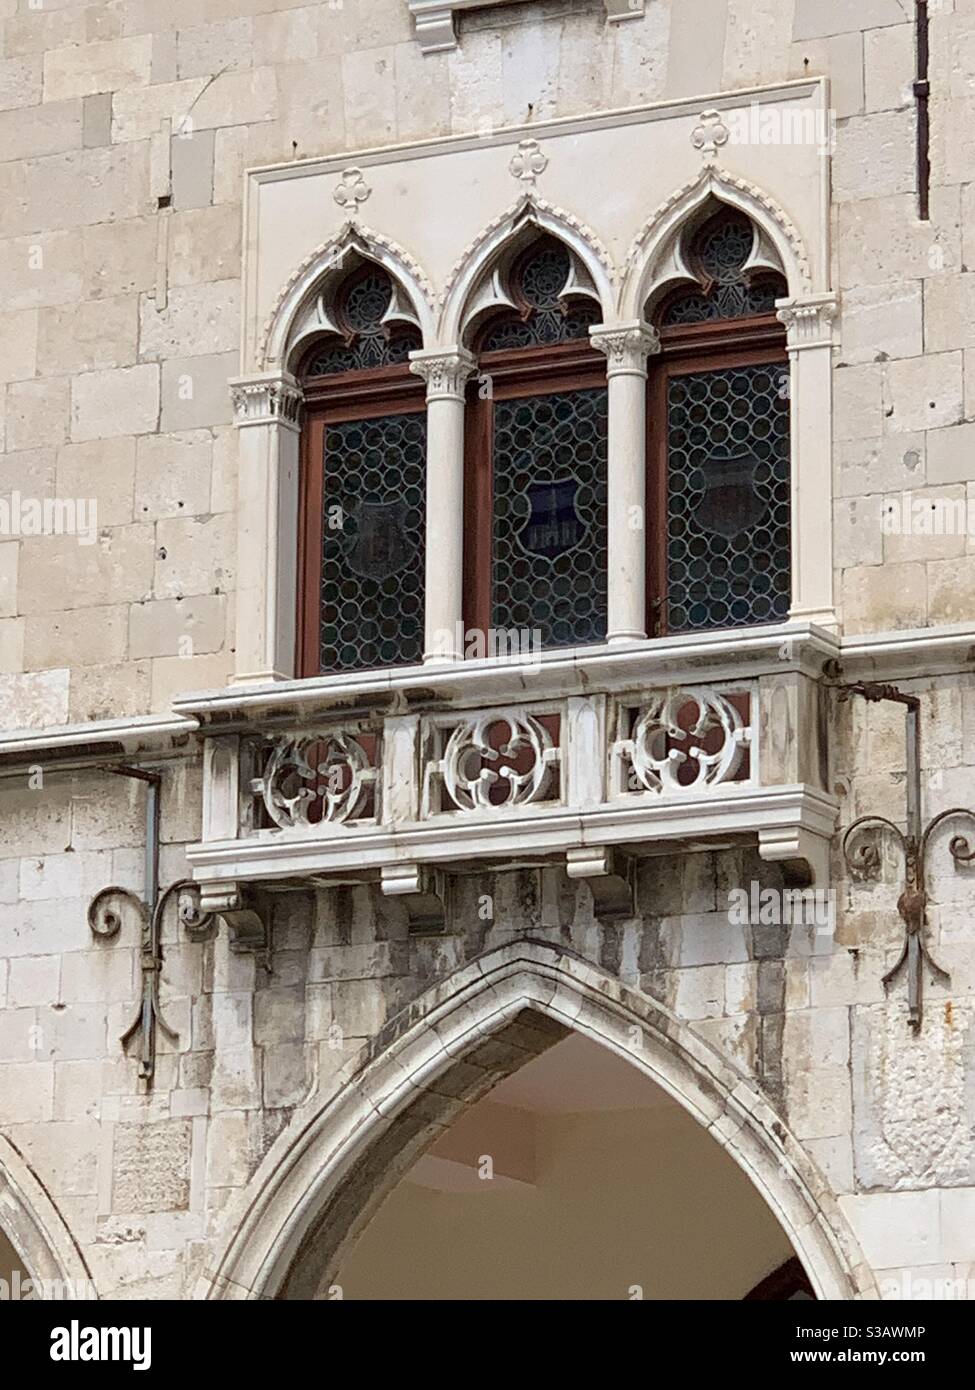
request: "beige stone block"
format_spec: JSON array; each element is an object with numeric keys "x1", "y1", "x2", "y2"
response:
[
  {"x1": 176, "y1": 18, "x2": 253, "y2": 79},
  {"x1": 885, "y1": 352, "x2": 964, "y2": 432},
  {"x1": 82, "y1": 217, "x2": 157, "y2": 301},
  {"x1": 0, "y1": 448, "x2": 55, "y2": 501},
  {"x1": 56, "y1": 436, "x2": 137, "y2": 527},
  {"x1": 967, "y1": 349, "x2": 975, "y2": 420},
  {"x1": 151, "y1": 652, "x2": 230, "y2": 708},
  {"x1": 17, "y1": 525, "x2": 154, "y2": 614},
  {"x1": 723, "y1": 0, "x2": 795, "y2": 86},
  {"x1": 929, "y1": 555, "x2": 975, "y2": 625},
  {"x1": 787, "y1": 31, "x2": 863, "y2": 119},
  {"x1": 0, "y1": 308, "x2": 38, "y2": 383},
  {"x1": 0, "y1": 618, "x2": 24, "y2": 674},
  {"x1": 340, "y1": 46, "x2": 398, "y2": 147},
  {"x1": 607, "y1": 2, "x2": 669, "y2": 108},
  {"x1": 832, "y1": 364, "x2": 885, "y2": 441},
  {"x1": 24, "y1": 606, "x2": 128, "y2": 670},
  {"x1": 553, "y1": 11, "x2": 611, "y2": 121},
  {"x1": 170, "y1": 128, "x2": 215, "y2": 210},
  {"x1": 20, "y1": 848, "x2": 110, "y2": 903},
  {"x1": 154, "y1": 513, "x2": 234, "y2": 599},
  {"x1": 129, "y1": 594, "x2": 226, "y2": 659},
  {"x1": 936, "y1": 94, "x2": 975, "y2": 183},
  {"x1": 838, "y1": 280, "x2": 922, "y2": 365},
  {"x1": 134, "y1": 431, "x2": 212, "y2": 520},
  {"x1": 6, "y1": 954, "x2": 59, "y2": 1008},
  {"x1": 0, "y1": 668, "x2": 69, "y2": 729},
  {"x1": 138, "y1": 281, "x2": 238, "y2": 361},
  {"x1": 0, "y1": 1063, "x2": 55, "y2": 1124},
  {"x1": 864, "y1": 22, "x2": 915, "y2": 112},
  {"x1": 186, "y1": 64, "x2": 277, "y2": 131},
  {"x1": 159, "y1": 351, "x2": 236, "y2": 432},
  {"x1": 794, "y1": 0, "x2": 907, "y2": 39},
  {"x1": 882, "y1": 485, "x2": 968, "y2": 563},
  {"x1": 837, "y1": 187, "x2": 961, "y2": 288},
  {"x1": 0, "y1": 542, "x2": 17, "y2": 618},
  {"x1": 0, "y1": 230, "x2": 85, "y2": 312},
  {"x1": 36, "y1": 295, "x2": 138, "y2": 376},
  {"x1": 924, "y1": 274, "x2": 975, "y2": 352},
  {"x1": 43, "y1": 35, "x2": 152, "y2": 102},
  {"x1": 113, "y1": 1119, "x2": 192, "y2": 1213},
  {"x1": 168, "y1": 205, "x2": 240, "y2": 287},
  {"x1": 842, "y1": 561, "x2": 927, "y2": 634},
  {"x1": 109, "y1": 76, "x2": 199, "y2": 144},
  {"x1": 8, "y1": 144, "x2": 149, "y2": 238},
  {"x1": 664, "y1": 0, "x2": 725, "y2": 98},
  {"x1": 3, "y1": 9, "x2": 88, "y2": 59},
  {"x1": 833, "y1": 110, "x2": 916, "y2": 202},
  {"x1": 267, "y1": 58, "x2": 346, "y2": 164},
  {"x1": 926, "y1": 421, "x2": 975, "y2": 486},
  {"x1": 835, "y1": 432, "x2": 925, "y2": 498},
  {"x1": 0, "y1": 100, "x2": 84, "y2": 163},
  {"x1": 210, "y1": 427, "x2": 237, "y2": 514},
  {"x1": 5, "y1": 378, "x2": 70, "y2": 450},
  {"x1": 68, "y1": 660, "x2": 151, "y2": 723},
  {"x1": 53, "y1": 1059, "x2": 105, "y2": 1121},
  {"x1": 83, "y1": 91, "x2": 113, "y2": 149},
  {"x1": 70, "y1": 364, "x2": 159, "y2": 441},
  {"x1": 0, "y1": 54, "x2": 41, "y2": 111},
  {"x1": 834, "y1": 495, "x2": 884, "y2": 569}
]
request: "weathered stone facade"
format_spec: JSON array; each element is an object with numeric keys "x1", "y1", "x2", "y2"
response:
[{"x1": 3, "y1": 0, "x2": 975, "y2": 1301}]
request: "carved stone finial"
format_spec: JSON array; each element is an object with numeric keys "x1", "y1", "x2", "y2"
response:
[
  {"x1": 691, "y1": 109, "x2": 730, "y2": 165},
  {"x1": 509, "y1": 138, "x2": 548, "y2": 186},
  {"x1": 333, "y1": 166, "x2": 371, "y2": 214}
]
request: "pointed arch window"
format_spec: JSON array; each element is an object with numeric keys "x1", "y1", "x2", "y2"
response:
[
  {"x1": 464, "y1": 236, "x2": 607, "y2": 651},
  {"x1": 297, "y1": 264, "x2": 426, "y2": 675},
  {"x1": 647, "y1": 208, "x2": 790, "y2": 636}
]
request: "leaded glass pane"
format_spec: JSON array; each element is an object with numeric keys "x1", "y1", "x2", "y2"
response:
[
  {"x1": 662, "y1": 212, "x2": 785, "y2": 326},
  {"x1": 320, "y1": 413, "x2": 426, "y2": 672},
  {"x1": 492, "y1": 388, "x2": 608, "y2": 648},
  {"x1": 481, "y1": 240, "x2": 600, "y2": 351},
  {"x1": 667, "y1": 362, "x2": 791, "y2": 633},
  {"x1": 306, "y1": 268, "x2": 422, "y2": 375}
]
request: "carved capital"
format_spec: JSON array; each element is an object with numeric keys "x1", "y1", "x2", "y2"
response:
[
  {"x1": 776, "y1": 294, "x2": 838, "y2": 352},
  {"x1": 589, "y1": 320, "x2": 660, "y2": 376},
  {"x1": 409, "y1": 346, "x2": 477, "y2": 399},
  {"x1": 230, "y1": 373, "x2": 303, "y2": 429}
]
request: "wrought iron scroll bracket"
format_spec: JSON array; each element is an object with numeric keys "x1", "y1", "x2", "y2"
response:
[
  {"x1": 87, "y1": 767, "x2": 217, "y2": 1085},
  {"x1": 826, "y1": 667, "x2": 965, "y2": 1030}
]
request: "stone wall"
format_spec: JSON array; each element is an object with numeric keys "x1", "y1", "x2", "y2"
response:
[{"x1": 2, "y1": 0, "x2": 975, "y2": 1301}]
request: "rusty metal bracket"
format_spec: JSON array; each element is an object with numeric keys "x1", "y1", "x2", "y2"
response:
[{"x1": 824, "y1": 665, "x2": 965, "y2": 1030}]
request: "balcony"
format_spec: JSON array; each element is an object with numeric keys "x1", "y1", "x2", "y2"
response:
[{"x1": 178, "y1": 624, "x2": 839, "y2": 938}]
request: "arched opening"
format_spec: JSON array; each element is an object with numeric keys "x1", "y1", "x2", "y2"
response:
[
  {"x1": 334, "y1": 1027, "x2": 802, "y2": 1300},
  {"x1": 204, "y1": 944, "x2": 869, "y2": 1301},
  {"x1": 0, "y1": 1227, "x2": 30, "y2": 1295}
]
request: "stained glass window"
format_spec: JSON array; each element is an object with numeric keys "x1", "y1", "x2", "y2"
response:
[
  {"x1": 480, "y1": 239, "x2": 600, "y2": 351},
  {"x1": 307, "y1": 267, "x2": 422, "y2": 375},
  {"x1": 319, "y1": 412, "x2": 427, "y2": 672},
  {"x1": 666, "y1": 362, "x2": 791, "y2": 632},
  {"x1": 663, "y1": 210, "x2": 786, "y2": 326},
  {"x1": 492, "y1": 389, "x2": 608, "y2": 647}
]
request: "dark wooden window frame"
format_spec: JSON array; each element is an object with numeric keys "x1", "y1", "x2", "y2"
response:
[
  {"x1": 646, "y1": 307, "x2": 789, "y2": 638},
  {"x1": 462, "y1": 335, "x2": 607, "y2": 639},
  {"x1": 296, "y1": 357, "x2": 426, "y2": 678}
]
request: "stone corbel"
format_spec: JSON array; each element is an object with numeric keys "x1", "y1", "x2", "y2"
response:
[
  {"x1": 409, "y1": 1, "x2": 644, "y2": 55},
  {"x1": 198, "y1": 883, "x2": 270, "y2": 954},
  {"x1": 758, "y1": 826, "x2": 831, "y2": 890},
  {"x1": 381, "y1": 863, "x2": 449, "y2": 932},
  {"x1": 566, "y1": 846, "x2": 635, "y2": 920}
]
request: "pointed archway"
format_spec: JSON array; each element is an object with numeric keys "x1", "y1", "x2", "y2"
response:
[{"x1": 200, "y1": 940, "x2": 874, "y2": 1301}]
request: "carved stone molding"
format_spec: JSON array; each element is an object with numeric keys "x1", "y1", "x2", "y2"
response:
[
  {"x1": 408, "y1": 345, "x2": 477, "y2": 399},
  {"x1": 589, "y1": 320, "x2": 660, "y2": 376},
  {"x1": 509, "y1": 138, "x2": 548, "y2": 186},
  {"x1": 691, "y1": 109, "x2": 730, "y2": 164},
  {"x1": 230, "y1": 372, "x2": 303, "y2": 429},
  {"x1": 776, "y1": 293, "x2": 839, "y2": 351},
  {"x1": 408, "y1": 1, "x2": 644, "y2": 54},
  {"x1": 332, "y1": 166, "x2": 371, "y2": 214},
  {"x1": 250, "y1": 731, "x2": 377, "y2": 829}
]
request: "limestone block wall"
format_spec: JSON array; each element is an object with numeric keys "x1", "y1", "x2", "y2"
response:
[{"x1": 1, "y1": 0, "x2": 975, "y2": 1302}]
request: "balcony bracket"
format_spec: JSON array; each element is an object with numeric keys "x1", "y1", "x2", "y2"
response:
[
  {"x1": 381, "y1": 863, "x2": 449, "y2": 934},
  {"x1": 566, "y1": 846, "x2": 635, "y2": 920},
  {"x1": 199, "y1": 882, "x2": 269, "y2": 957}
]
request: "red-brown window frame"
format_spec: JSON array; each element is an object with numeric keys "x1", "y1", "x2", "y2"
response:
[
  {"x1": 646, "y1": 305, "x2": 789, "y2": 638},
  {"x1": 462, "y1": 335, "x2": 607, "y2": 639},
  {"x1": 296, "y1": 355, "x2": 426, "y2": 678}
]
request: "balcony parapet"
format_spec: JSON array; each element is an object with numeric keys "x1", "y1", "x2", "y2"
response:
[{"x1": 181, "y1": 624, "x2": 840, "y2": 929}]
